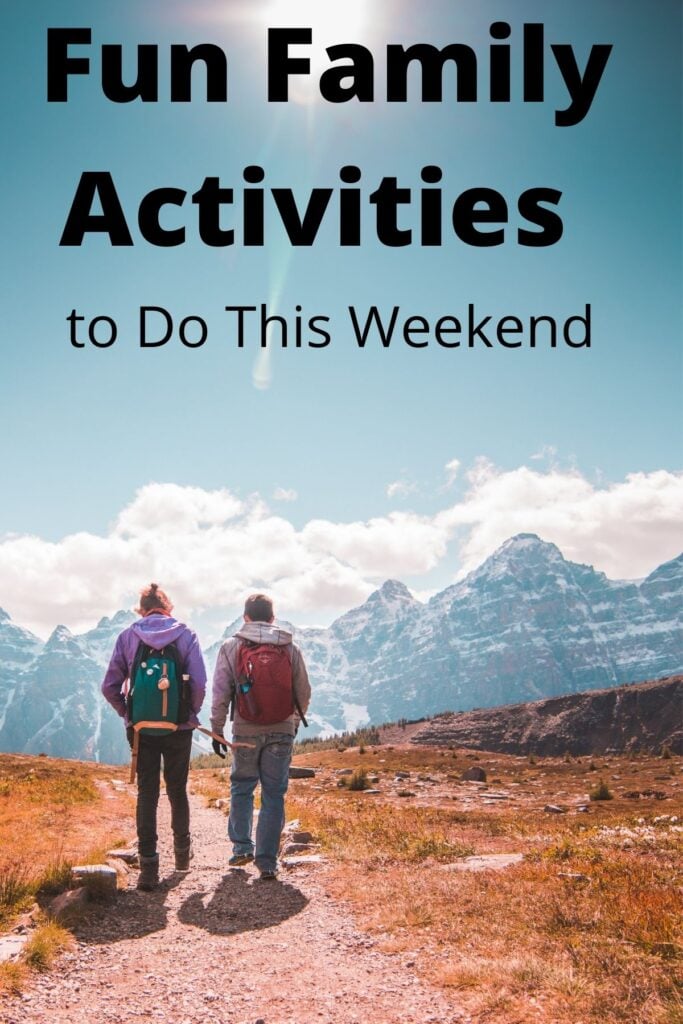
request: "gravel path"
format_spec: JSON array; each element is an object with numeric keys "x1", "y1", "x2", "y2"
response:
[{"x1": 5, "y1": 794, "x2": 464, "y2": 1024}]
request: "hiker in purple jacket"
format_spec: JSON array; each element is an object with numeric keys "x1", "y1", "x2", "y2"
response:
[{"x1": 101, "y1": 583, "x2": 207, "y2": 890}]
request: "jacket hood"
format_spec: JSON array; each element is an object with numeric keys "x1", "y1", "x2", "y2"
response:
[
  {"x1": 131, "y1": 614, "x2": 188, "y2": 649},
  {"x1": 234, "y1": 621, "x2": 293, "y2": 646}
]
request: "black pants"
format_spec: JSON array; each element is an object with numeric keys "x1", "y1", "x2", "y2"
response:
[{"x1": 136, "y1": 729, "x2": 193, "y2": 858}]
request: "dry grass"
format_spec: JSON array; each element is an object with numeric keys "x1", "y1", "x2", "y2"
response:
[
  {"x1": 287, "y1": 745, "x2": 683, "y2": 1024},
  {"x1": 0, "y1": 754, "x2": 133, "y2": 927},
  {"x1": 0, "y1": 754, "x2": 134, "y2": 998},
  {"x1": 0, "y1": 961, "x2": 28, "y2": 994},
  {"x1": 22, "y1": 921, "x2": 75, "y2": 972},
  {"x1": 288, "y1": 793, "x2": 475, "y2": 865},
  {"x1": 190, "y1": 763, "x2": 230, "y2": 806}
]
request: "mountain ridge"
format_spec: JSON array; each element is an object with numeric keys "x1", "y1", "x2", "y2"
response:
[
  {"x1": 410, "y1": 674, "x2": 683, "y2": 755},
  {"x1": 0, "y1": 534, "x2": 680, "y2": 762}
]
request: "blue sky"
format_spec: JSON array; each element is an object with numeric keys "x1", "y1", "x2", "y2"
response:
[{"x1": 1, "y1": 1, "x2": 681, "y2": 635}]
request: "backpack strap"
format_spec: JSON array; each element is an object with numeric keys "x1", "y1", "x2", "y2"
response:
[
  {"x1": 127, "y1": 641, "x2": 152, "y2": 716},
  {"x1": 290, "y1": 647, "x2": 308, "y2": 729}
]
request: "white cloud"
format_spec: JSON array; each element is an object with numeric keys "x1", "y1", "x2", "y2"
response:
[
  {"x1": 273, "y1": 487, "x2": 298, "y2": 502},
  {"x1": 302, "y1": 512, "x2": 449, "y2": 576},
  {"x1": 443, "y1": 458, "x2": 461, "y2": 488},
  {"x1": 1, "y1": 466, "x2": 681, "y2": 637},
  {"x1": 438, "y1": 466, "x2": 683, "y2": 580},
  {"x1": 530, "y1": 445, "x2": 558, "y2": 464},
  {"x1": 386, "y1": 479, "x2": 417, "y2": 499}
]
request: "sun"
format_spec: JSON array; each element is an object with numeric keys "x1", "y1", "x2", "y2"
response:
[
  {"x1": 261, "y1": 0, "x2": 370, "y2": 45},
  {"x1": 259, "y1": 0, "x2": 375, "y2": 105}
]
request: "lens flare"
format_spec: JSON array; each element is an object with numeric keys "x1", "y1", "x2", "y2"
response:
[{"x1": 262, "y1": 0, "x2": 369, "y2": 43}]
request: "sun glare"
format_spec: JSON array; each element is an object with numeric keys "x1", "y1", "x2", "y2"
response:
[
  {"x1": 261, "y1": 0, "x2": 370, "y2": 43},
  {"x1": 259, "y1": 0, "x2": 376, "y2": 105}
]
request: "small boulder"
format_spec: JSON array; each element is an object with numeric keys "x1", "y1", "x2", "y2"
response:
[
  {"x1": 106, "y1": 847, "x2": 138, "y2": 865},
  {"x1": 0, "y1": 933, "x2": 30, "y2": 963},
  {"x1": 107, "y1": 858, "x2": 130, "y2": 880},
  {"x1": 395, "y1": 771, "x2": 411, "y2": 780},
  {"x1": 544, "y1": 804, "x2": 567, "y2": 814},
  {"x1": 289, "y1": 830, "x2": 314, "y2": 844},
  {"x1": 281, "y1": 841, "x2": 315, "y2": 855},
  {"x1": 49, "y1": 887, "x2": 90, "y2": 924},
  {"x1": 289, "y1": 767, "x2": 316, "y2": 779},
  {"x1": 71, "y1": 865, "x2": 118, "y2": 899},
  {"x1": 461, "y1": 766, "x2": 487, "y2": 783},
  {"x1": 281, "y1": 854, "x2": 324, "y2": 868}
]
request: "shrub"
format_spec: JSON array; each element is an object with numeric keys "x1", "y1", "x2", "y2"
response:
[
  {"x1": 36, "y1": 857, "x2": 72, "y2": 896},
  {"x1": 0, "y1": 864, "x2": 35, "y2": 926},
  {"x1": 589, "y1": 779, "x2": 614, "y2": 801},
  {"x1": 294, "y1": 725, "x2": 381, "y2": 755},
  {"x1": 347, "y1": 768, "x2": 370, "y2": 792},
  {"x1": 0, "y1": 961, "x2": 28, "y2": 995},
  {"x1": 22, "y1": 921, "x2": 74, "y2": 972}
]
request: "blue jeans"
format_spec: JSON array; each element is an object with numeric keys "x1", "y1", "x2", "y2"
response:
[{"x1": 228, "y1": 733, "x2": 293, "y2": 872}]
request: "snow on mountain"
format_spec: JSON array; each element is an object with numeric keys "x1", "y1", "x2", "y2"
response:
[
  {"x1": 0, "y1": 609, "x2": 43, "y2": 734},
  {"x1": 0, "y1": 535, "x2": 681, "y2": 762}
]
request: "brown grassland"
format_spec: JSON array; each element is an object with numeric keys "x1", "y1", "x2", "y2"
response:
[
  {"x1": 1, "y1": 743, "x2": 681, "y2": 1023},
  {"x1": 0, "y1": 754, "x2": 132, "y2": 991},
  {"x1": 278, "y1": 743, "x2": 683, "y2": 1024}
]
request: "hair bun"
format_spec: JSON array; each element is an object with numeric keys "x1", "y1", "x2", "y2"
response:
[{"x1": 150, "y1": 582, "x2": 158, "y2": 592}]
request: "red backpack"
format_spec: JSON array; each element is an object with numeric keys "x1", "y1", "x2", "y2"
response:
[{"x1": 235, "y1": 641, "x2": 295, "y2": 725}]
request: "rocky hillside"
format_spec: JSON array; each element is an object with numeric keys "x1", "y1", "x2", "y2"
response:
[
  {"x1": 410, "y1": 675, "x2": 683, "y2": 755},
  {"x1": 0, "y1": 535, "x2": 681, "y2": 762}
]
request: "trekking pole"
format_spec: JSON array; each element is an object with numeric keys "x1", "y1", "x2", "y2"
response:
[
  {"x1": 128, "y1": 722, "x2": 254, "y2": 785},
  {"x1": 129, "y1": 728, "x2": 140, "y2": 785},
  {"x1": 194, "y1": 725, "x2": 255, "y2": 750}
]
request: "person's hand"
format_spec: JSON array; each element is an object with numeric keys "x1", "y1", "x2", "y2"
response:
[
  {"x1": 126, "y1": 724, "x2": 135, "y2": 749},
  {"x1": 212, "y1": 738, "x2": 228, "y2": 759}
]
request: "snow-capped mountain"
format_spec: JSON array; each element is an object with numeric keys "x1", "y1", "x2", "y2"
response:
[
  {"x1": 0, "y1": 611, "x2": 136, "y2": 764},
  {"x1": 0, "y1": 535, "x2": 681, "y2": 763}
]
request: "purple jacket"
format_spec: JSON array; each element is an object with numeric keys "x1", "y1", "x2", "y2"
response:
[{"x1": 101, "y1": 614, "x2": 207, "y2": 729}]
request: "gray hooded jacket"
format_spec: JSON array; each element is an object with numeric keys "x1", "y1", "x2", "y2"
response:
[{"x1": 211, "y1": 621, "x2": 311, "y2": 738}]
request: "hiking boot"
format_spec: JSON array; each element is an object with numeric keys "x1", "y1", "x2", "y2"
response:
[
  {"x1": 136, "y1": 854, "x2": 159, "y2": 891},
  {"x1": 228, "y1": 853, "x2": 254, "y2": 867},
  {"x1": 174, "y1": 841, "x2": 193, "y2": 872},
  {"x1": 258, "y1": 869, "x2": 279, "y2": 881}
]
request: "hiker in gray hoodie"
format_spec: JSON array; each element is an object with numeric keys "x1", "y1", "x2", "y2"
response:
[{"x1": 211, "y1": 593, "x2": 311, "y2": 879}]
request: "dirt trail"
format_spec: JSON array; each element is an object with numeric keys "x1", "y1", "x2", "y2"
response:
[{"x1": 6, "y1": 794, "x2": 463, "y2": 1024}]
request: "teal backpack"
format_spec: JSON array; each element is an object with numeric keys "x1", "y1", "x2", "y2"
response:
[{"x1": 127, "y1": 643, "x2": 190, "y2": 735}]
